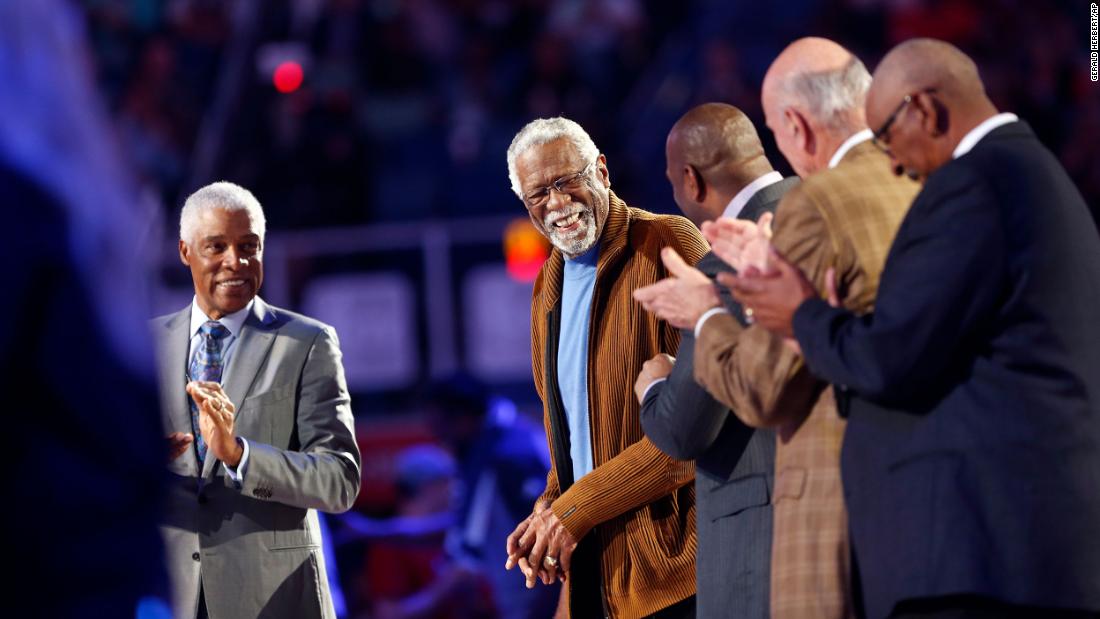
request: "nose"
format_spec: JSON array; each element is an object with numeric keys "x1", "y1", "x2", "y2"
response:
[
  {"x1": 223, "y1": 245, "x2": 249, "y2": 269},
  {"x1": 545, "y1": 187, "x2": 572, "y2": 212}
]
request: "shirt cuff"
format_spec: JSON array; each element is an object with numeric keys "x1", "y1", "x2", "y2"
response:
[
  {"x1": 223, "y1": 437, "x2": 249, "y2": 487},
  {"x1": 641, "y1": 377, "x2": 667, "y2": 402},
  {"x1": 695, "y1": 307, "x2": 730, "y2": 339}
]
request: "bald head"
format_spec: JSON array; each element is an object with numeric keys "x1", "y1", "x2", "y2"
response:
[
  {"x1": 668, "y1": 103, "x2": 768, "y2": 185},
  {"x1": 869, "y1": 38, "x2": 990, "y2": 121},
  {"x1": 762, "y1": 37, "x2": 871, "y2": 134},
  {"x1": 665, "y1": 103, "x2": 774, "y2": 225},
  {"x1": 867, "y1": 38, "x2": 998, "y2": 179},
  {"x1": 761, "y1": 38, "x2": 871, "y2": 176}
]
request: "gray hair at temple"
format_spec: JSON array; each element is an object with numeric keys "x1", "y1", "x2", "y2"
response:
[
  {"x1": 777, "y1": 56, "x2": 872, "y2": 133},
  {"x1": 506, "y1": 117, "x2": 600, "y2": 198},
  {"x1": 179, "y1": 181, "x2": 267, "y2": 244}
]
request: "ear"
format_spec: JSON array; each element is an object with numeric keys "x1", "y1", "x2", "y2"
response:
[
  {"x1": 683, "y1": 164, "x2": 704, "y2": 203},
  {"x1": 595, "y1": 153, "x2": 610, "y2": 189},
  {"x1": 918, "y1": 92, "x2": 950, "y2": 137},
  {"x1": 786, "y1": 107, "x2": 816, "y2": 157},
  {"x1": 179, "y1": 239, "x2": 191, "y2": 266}
]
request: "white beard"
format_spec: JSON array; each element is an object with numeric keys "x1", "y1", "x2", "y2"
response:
[{"x1": 544, "y1": 204, "x2": 598, "y2": 257}]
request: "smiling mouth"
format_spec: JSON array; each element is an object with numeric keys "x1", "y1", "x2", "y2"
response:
[
  {"x1": 549, "y1": 210, "x2": 589, "y2": 234},
  {"x1": 216, "y1": 279, "x2": 249, "y2": 291}
]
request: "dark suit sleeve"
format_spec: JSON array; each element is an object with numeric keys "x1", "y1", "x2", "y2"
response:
[
  {"x1": 241, "y1": 326, "x2": 362, "y2": 512},
  {"x1": 793, "y1": 166, "x2": 1006, "y2": 403},
  {"x1": 640, "y1": 327, "x2": 738, "y2": 460}
]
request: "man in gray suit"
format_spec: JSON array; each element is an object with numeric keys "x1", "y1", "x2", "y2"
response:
[
  {"x1": 156, "y1": 181, "x2": 361, "y2": 619},
  {"x1": 633, "y1": 103, "x2": 796, "y2": 618}
]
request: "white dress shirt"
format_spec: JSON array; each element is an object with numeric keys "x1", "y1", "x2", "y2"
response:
[
  {"x1": 828, "y1": 128, "x2": 874, "y2": 169},
  {"x1": 952, "y1": 113, "x2": 1018, "y2": 159}
]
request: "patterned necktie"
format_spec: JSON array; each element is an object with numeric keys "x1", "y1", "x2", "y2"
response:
[{"x1": 188, "y1": 321, "x2": 231, "y2": 463}]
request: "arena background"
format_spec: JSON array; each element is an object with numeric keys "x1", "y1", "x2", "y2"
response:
[{"x1": 71, "y1": 0, "x2": 1100, "y2": 615}]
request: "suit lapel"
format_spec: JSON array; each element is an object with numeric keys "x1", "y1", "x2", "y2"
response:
[
  {"x1": 157, "y1": 306, "x2": 199, "y2": 477},
  {"x1": 740, "y1": 176, "x2": 798, "y2": 223},
  {"x1": 201, "y1": 297, "x2": 278, "y2": 479}
]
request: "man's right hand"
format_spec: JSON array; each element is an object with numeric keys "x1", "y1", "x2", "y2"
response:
[
  {"x1": 505, "y1": 501, "x2": 547, "y2": 570},
  {"x1": 166, "y1": 432, "x2": 193, "y2": 461},
  {"x1": 634, "y1": 353, "x2": 675, "y2": 404}
]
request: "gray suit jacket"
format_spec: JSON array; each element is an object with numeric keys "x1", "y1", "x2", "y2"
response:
[
  {"x1": 154, "y1": 297, "x2": 361, "y2": 619},
  {"x1": 640, "y1": 176, "x2": 796, "y2": 619}
]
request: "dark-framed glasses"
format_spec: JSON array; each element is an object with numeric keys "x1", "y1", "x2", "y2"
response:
[
  {"x1": 523, "y1": 161, "x2": 596, "y2": 209},
  {"x1": 872, "y1": 88, "x2": 939, "y2": 153}
]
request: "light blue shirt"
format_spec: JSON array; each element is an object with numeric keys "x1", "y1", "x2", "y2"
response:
[
  {"x1": 557, "y1": 243, "x2": 599, "y2": 482},
  {"x1": 188, "y1": 298, "x2": 253, "y2": 484}
]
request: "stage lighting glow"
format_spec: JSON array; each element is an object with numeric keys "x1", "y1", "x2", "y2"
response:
[
  {"x1": 273, "y1": 61, "x2": 303, "y2": 93},
  {"x1": 504, "y1": 219, "x2": 550, "y2": 283}
]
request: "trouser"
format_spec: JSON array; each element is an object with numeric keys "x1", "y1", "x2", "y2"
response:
[{"x1": 888, "y1": 595, "x2": 1096, "y2": 619}]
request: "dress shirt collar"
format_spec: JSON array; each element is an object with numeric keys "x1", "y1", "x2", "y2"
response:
[
  {"x1": 952, "y1": 113, "x2": 1019, "y2": 159},
  {"x1": 722, "y1": 171, "x2": 785, "y2": 219},
  {"x1": 189, "y1": 297, "x2": 254, "y2": 339},
  {"x1": 828, "y1": 129, "x2": 874, "y2": 169}
]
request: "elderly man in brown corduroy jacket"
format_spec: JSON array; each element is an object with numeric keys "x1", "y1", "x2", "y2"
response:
[{"x1": 502, "y1": 116, "x2": 708, "y2": 619}]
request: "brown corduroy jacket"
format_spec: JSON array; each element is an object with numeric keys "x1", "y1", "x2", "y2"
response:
[
  {"x1": 694, "y1": 140, "x2": 918, "y2": 619},
  {"x1": 530, "y1": 192, "x2": 708, "y2": 619}
]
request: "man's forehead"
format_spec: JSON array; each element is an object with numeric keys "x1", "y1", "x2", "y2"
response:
[
  {"x1": 199, "y1": 230, "x2": 261, "y2": 240},
  {"x1": 195, "y1": 209, "x2": 261, "y2": 237},
  {"x1": 864, "y1": 84, "x2": 898, "y2": 126},
  {"x1": 518, "y1": 139, "x2": 584, "y2": 176}
]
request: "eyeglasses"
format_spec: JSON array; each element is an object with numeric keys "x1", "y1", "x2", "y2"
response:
[
  {"x1": 872, "y1": 88, "x2": 935, "y2": 153},
  {"x1": 523, "y1": 161, "x2": 596, "y2": 209}
]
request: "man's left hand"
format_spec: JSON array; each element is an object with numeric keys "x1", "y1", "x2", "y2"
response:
[
  {"x1": 186, "y1": 381, "x2": 243, "y2": 468},
  {"x1": 633, "y1": 247, "x2": 720, "y2": 329},
  {"x1": 715, "y1": 248, "x2": 817, "y2": 339},
  {"x1": 634, "y1": 353, "x2": 675, "y2": 404},
  {"x1": 517, "y1": 507, "x2": 578, "y2": 589}
]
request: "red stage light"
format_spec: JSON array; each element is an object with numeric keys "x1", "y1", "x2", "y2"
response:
[
  {"x1": 504, "y1": 219, "x2": 550, "y2": 283},
  {"x1": 273, "y1": 61, "x2": 303, "y2": 93}
]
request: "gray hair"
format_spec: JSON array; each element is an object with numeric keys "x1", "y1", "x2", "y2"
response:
[
  {"x1": 779, "y1": 57, "x2": 872, "y2": 132},
  {"x1": 506, "y1": 117, "x2": 600, "y2": 198},
  {"x1": 179, "y1": 181, "x2": 267, "y2": 244}
]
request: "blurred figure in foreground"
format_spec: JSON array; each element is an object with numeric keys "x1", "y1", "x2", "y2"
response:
[{"x1": 0, "y1": 0, "x2": 168, "y2": 616}]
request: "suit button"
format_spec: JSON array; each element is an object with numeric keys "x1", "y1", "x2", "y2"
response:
[{"x1": 192, "y1": 552, "x2": 200, "y2": 562}]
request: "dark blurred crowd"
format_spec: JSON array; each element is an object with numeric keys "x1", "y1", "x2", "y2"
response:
[
  {"x1": 85, "y1": 0, "x2": 687, "y2": 228},
  {"x1": 83, "y1": 0, "x2": 1098, "y2": 232}
]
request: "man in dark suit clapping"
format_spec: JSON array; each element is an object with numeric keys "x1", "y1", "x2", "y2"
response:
[{"x1": 633, "y1": 102, "x2": 795, "y2": 619}]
